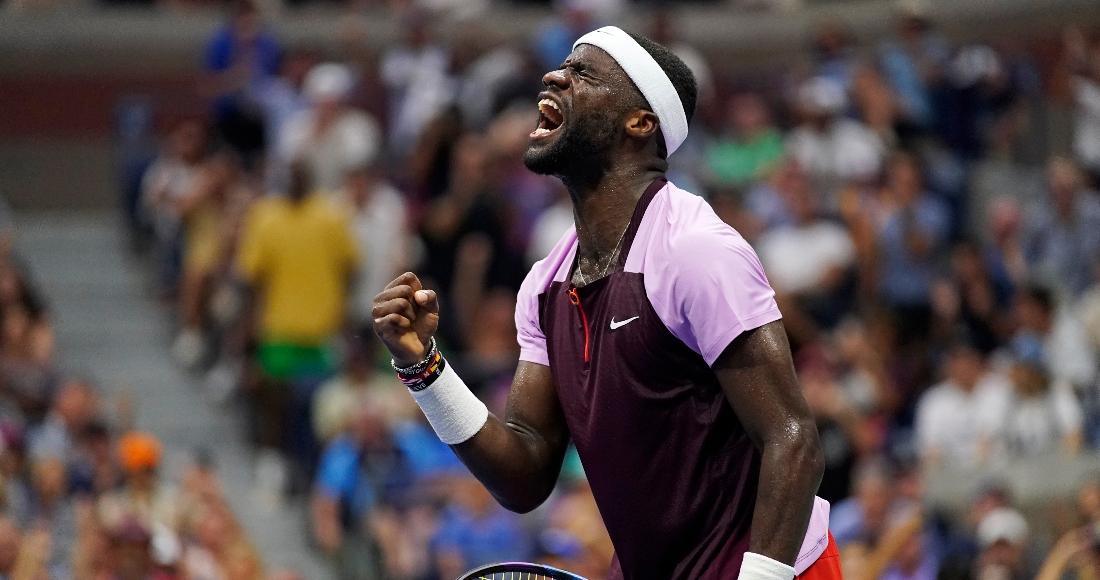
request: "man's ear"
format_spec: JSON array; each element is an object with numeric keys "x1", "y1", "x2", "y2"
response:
[{"x1": 624, "y1": 110, "x2": 660, "y2": 141}]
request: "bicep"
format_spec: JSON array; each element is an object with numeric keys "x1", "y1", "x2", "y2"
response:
[{"x1": 711, "y1": 321, "x2": 812, "y2": 448}]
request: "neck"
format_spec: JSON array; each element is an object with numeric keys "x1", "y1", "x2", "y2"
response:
[{"x1": 566, "y1": 164, "x2": 664, "y2": 260}]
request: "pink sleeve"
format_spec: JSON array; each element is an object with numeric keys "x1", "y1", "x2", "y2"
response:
[
  {"x1": 648, "y1": 225, "x2": 782, "y2": 366},
  {"x1": 516, "y1": 263, "x2": 550, "y2": 367}
]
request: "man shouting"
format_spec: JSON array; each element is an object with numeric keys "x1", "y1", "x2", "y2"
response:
[{"x1": 373, "y1": 26, "x2": 841, "y2": 580}]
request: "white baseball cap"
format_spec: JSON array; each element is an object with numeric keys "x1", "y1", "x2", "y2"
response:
[
  {"x1": 304, "y1": 63, "x2": 354, "y2": 103},
  {"x1": 977, "y1": 508, "x2": 1029, "y2": 548}
]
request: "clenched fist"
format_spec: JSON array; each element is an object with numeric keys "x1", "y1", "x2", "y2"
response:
[{"x1": 372, "y1": 272, "x2": 440, "y2": 367}]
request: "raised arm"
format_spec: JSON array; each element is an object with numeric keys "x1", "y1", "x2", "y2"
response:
[
  {"x1": 372, "y1": 272, "x2": 570, "y2": 513},
  {"x1": 711, "y1": 320, "x2": 824, "y2": 568}
]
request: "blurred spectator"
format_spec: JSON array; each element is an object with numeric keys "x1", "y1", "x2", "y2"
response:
[
  {"x1": 1065, "y1": 28, "x2": 1100, "y2": 182},
  {"x1": 939, "y1": 44, "x2": 1022, "y2": 160},
  {"x1": 312, "y1": 339, "x2": 389, "y2": 445},
  {"x1": 342, "y1": 165, "x2": 410, "y2": 331},
  {"x1": 813, "y1": 22, "x2": 858, "y2": 90},
  {"x1": 0, "y1": 302, "x2": 57, "y2": 426},
  {"x1": 704, "y1": 93, "x2": 785, "y2": 189},
  {"x1": 311, "y1": 400, "x2": 413, "y2": 580},
  {"x1": 880, "y1": 520, "x2": 939, "y2": 580},
  {"x1": 98, "y1": 432, "x2": 184, "y2": 534},
  {"x1": 831, "y1": 457, "x2": 917, "y2": 546},
  {"x1": 70, "y1": 421, "x2": 123, "y2": 497},
  {"x1": 201, "y1": 0, "x2": 281, "y2": 169},
  {"x1": 878, "y1": 10, "x2": 950, "y2": 131},
  {"x1": 533, "y1": 0, "x2": 598, "y2": 74},
  {"x1": 419, "y1": 134, "x2": 522, "y2": 312},
  {"x1": 27, "y1": 455, "x2": 77, "y2": 578},
  {"x1": 850, "y1": 65, "x2": 902, "y2": 146},
  {"x1": 1014, "y1": 285, "x2": 1095, "y2": 392},
  {"x1": 180, "y1": 502, "x2": 263, "y2": 580},
  {"x1": 538, "y1": 480, "x2": 613, "y2": 580},
  {"x1": 798, "y1": 346, "x2": 877, "y2": 503},
  {"x1": 756, "y1": 179, "x2": 856, "y2": 338},
  {"x1": 973, "y1": 508, "x2": 1030, "y2": 580},
  {"x1": 742, "y1": 158, "x2": 807, "y2": 238},
  {"x1": 983, "y1": 197, "x2": 1028, "y2": 296},
  {"x1": 432, "y1": 476, "x2": 534, "y2": 579},
  {"x1": 172, "y1": 152, "x2": 252, "y2": 370},
  {"x1": 914, "y1": 336, "x2": 1010, "y2": 467},
  {"x1": 247, "y1": 47, "x2": 318, "y2": 192},
  {"x1": 142, "y1": 119, "x2": 210, "y2": 296},
  {"x1": 999, "y1": 333, "x2": 1083, "y2": 456},
  {"x1": 859, "y1": 152, "x2": 950, "y2": 343},
  {"x1": 280, "y1": 64, "x2": 382, "y2": 194},
  {"x1": 1020, "y1": 157, "x2": 1100, "y2": 297},
  {"x1": 648, "y1": 10, "x2": 714, "y2": 104},
  {"x1": 930, "y1": 241, "x2": 1013, "y2": 355},
  {"x1": 786, "y1": 77, "x2": 887, "y2": 190},
  {"x1": 381, "y1": 14, "x2": 454, "y2": 160},
  {"x1": 527, "y1": 187, "x2": 573, "y2": 266},
  {"x1": 237, "y1": 162, "x2": 358, "y2": 495},
  {"x1": 29, "y1": 378, "x2": 97, "y2": 465}
]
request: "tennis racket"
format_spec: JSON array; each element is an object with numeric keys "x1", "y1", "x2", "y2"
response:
[{"x1": 457, "y1": 562, "x2": 590, "y2": 580}]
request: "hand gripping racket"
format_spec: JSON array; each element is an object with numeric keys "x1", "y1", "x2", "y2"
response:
[{"x1": 457, "y1": 562, "x2": 590, "y2": 580}]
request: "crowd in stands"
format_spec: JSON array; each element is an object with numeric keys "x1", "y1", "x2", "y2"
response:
[
  {"x1": 0, "y1": 208, "x2": 290, "y2": 578},
  {"x1": 109, "y1": 0, "x2": 1100, "y2": 577}
]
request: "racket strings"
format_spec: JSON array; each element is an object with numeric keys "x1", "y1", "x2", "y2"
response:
[{"x1": 477, "y1": 574, "x2": 554, "y2": 579}]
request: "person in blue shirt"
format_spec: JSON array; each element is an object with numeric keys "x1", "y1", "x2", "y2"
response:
[
  {"x1": 432, "y1": 475, "x2": 535, "y2": 579},
  {"x1": 312, "y1": 401, "x2": 413, "y2": 580},
  {"x1": 202, "y1": 0, "x2": 281, "y2": 169}
]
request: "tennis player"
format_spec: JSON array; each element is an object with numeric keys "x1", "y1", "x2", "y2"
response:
[{"x1": 373, "y1": 27, "x2": 841, "y2": 580}]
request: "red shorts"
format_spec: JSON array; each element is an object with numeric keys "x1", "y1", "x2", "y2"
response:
[{"x1": 796, "y1": 532, "x2": 842, "y2": 580}]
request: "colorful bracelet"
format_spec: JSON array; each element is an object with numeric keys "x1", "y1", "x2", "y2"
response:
[{"x1": 395, "y1": 343, "x2": 447, "y2": 392}]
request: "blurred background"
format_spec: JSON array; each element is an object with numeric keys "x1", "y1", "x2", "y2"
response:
[{"x1": 4, "y1": 0, "x2": 1100, "y2": 577}]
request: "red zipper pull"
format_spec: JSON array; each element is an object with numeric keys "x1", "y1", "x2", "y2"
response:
[{"x1": 567, "y1": 288, "x2": 590, "y2": 362}]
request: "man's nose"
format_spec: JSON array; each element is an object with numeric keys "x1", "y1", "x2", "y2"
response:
[{"x1": 542, "y1": 68, "x2": 568, "y2": 90}]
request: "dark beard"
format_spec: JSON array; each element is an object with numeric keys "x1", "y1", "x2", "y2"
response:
[{"x1": 523, "y1": 109, "x2": 619, "y2": 185}]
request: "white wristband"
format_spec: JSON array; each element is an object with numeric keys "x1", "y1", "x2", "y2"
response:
[
  {"x1": 740, "y1": 553, "x2": 796, "y2": 580},
  {"x1": 407, "y1": 363, "x2": 489, "y2": 445}
]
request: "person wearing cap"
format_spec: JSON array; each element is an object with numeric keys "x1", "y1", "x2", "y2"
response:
[
  {"x1": 98, "y1": 432, "x2": 186, "y2": 538},
  {"x1": 372, "y1": 26, "x2": 836, "y2": 580},
  {"x1": 785, "y1": 76, "x2": 886, "y2": 190},
  {"x1": 974, "y1": 508, "x2": 1030, "y2": 580},
  {"x1": 280, "y1": 62, "x2": 382, "y2": 194}
]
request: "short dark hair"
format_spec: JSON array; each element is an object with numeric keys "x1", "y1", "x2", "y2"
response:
[{"x1": 625, "y1": 31, "x2": 698, "y2": 157}]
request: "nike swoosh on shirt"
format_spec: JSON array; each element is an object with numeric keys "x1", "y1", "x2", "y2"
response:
[{"x1": 609, "y1": 316, "x2": 640, "y2": 330}]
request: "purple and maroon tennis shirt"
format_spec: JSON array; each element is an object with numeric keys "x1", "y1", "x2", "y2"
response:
[{"x1": 516, "y1": 179, "x2": 831, "y2": 580}]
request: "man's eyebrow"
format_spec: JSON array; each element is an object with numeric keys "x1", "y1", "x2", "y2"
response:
[{"x1": 558, "y1": 58, "x2": 592, "y2": 71}]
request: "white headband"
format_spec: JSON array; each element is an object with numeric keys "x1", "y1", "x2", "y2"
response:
[{"x1": 573, "y1": 26, "x2": 689, "y2": 156}]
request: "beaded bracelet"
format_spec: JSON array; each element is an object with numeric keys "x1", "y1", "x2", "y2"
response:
[
  {"x1": 393, "y1": 338, "x2": 447, "y2": 392},
  {"x1": 391, "y1": 337, "x2": 437, "y2": 375}
]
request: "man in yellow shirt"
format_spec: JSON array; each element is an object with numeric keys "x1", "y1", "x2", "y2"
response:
[{"x1": 237, "y1": 162, "x2": 359, "y2": 495}]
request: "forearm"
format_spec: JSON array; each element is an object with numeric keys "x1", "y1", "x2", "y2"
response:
[
  {"x1": 453, "y1": 415, "x2": 563, "y2": 513},
  {"x1": 748, "y1": 418, "x2": 824, "y2": 565},
  {"x1": 402, "y1": 355, "x2": 565, "y2": 513},
  {"x1": 372, "y1": 274, "x2": 568, "y2": 513}
]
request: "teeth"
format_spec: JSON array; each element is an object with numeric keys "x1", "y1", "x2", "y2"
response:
[
  {"x1": 538, "y1": 98, "x2": 560, "y2": 112},
  {"x1": 533, "y1": 127, "x2": 552, "y2": 135}
]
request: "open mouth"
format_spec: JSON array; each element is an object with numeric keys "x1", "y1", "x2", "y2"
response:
[{"x1": 532, "y1": 98, "x2": 564, "y2": 138}]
